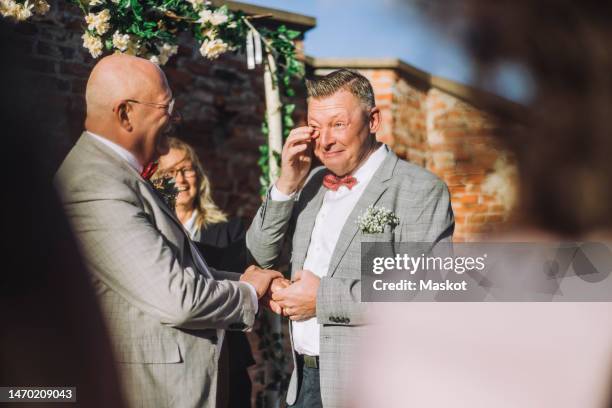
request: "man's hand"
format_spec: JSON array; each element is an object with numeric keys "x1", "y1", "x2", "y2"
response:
[
  {"x1": 275, "y1": 126, "x2": 316, "y2": 195},
  {"x1": 240, "y1": 265, "x2": 283, "y2": 299},
  {"x1": 261, "y1": 277, "x2": 291, "y2": 314},
  {"x1": 272, "y1": 270, "x2": 320, "y2": 321}
]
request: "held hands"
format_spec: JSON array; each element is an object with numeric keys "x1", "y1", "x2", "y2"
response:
[
  {"x1": 275, "y1": 126, "x2": 319, "y2": 195},
  {"x1": 265, "y1": 270, "x2": 320, "y2": 321},
  {"x1": 240, "y1": 265, "x2": 284, "y2": 299}
]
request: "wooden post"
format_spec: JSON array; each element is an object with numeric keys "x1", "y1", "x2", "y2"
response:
[{"x1": 264, "y1": 51, "x2": 283, "y2": 184}]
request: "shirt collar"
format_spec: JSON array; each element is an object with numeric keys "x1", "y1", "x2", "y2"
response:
[
  {"x1": 183, "y1": 210, "x2": 199, "y2": 239},
  {"x1": 87, "y1": 131, "x2": 143, "y2": 174},
  {"x1": 351, "y1": 143, "x2": 389, "y2": 185}
]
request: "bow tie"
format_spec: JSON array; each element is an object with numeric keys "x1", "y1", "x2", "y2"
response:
[
  {"x1": 140, "y1": 161, "x2": 159, "y2": 180},
  {"x1": 322, "y1": 173, "x2": 358, "y2": 191}
]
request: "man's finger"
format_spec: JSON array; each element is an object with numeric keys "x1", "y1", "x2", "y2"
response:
[{"x1": 286, "y1": 127, "x2": 313, "y2": 141}]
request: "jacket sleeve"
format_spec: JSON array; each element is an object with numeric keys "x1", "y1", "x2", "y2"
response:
[
  {"x1": 245, "y1": 189, "x2": 296, "y2": 269},
  {"x1": 59, "y1": 174, "x2": 256, "y2": 332}
]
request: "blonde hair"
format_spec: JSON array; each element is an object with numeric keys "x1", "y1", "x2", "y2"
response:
[{"x1": 162, "y1": 137, "x2": 228, "y2": 229}]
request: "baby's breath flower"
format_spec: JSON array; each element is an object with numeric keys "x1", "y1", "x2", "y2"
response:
[{"x1": 356, "y1": 205, "x2": 400, "y2": 234}]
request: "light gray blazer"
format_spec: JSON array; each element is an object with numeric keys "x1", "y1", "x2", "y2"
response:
[
  {"x1": 246, "y1": 151, "x2": 454, "y2": 407},
  {"x1": 54, "y1": 133, "x2": 256, "y2": 408}
]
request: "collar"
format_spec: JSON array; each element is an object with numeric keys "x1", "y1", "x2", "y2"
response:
[
  {"x1": 350, "y1": 143, "x2": 389, "y2": 185},
  {"x1": 183, "y1": 210, "x2": 199, "y2": 239},
  {"x1": 86, "y1": 131, "x2": 144, "y2": 174}
]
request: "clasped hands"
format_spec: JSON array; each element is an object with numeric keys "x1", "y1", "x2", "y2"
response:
[{"x1": 240, "y1": 266, "x2": 320, "y2": 321}]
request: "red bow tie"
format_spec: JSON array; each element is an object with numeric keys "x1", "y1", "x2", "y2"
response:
[
  {"x1": 141, "y1": 161, "x2": 159, "y2": 180},
  {"x1": 322, "y1": 173, "x2": 358, "y2": 191}
]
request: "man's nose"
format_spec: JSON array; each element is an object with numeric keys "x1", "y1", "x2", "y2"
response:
[{"x1": 319, "y1": 128, "x2": 334, "y2": 148}]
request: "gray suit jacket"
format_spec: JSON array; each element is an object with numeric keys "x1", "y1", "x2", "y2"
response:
[
  {"x1": 246, "y1": 151, "x2": 454, "y2": 407},
  {"x1": 54, "y1": 132, "x2": 256, "y2": 408}
]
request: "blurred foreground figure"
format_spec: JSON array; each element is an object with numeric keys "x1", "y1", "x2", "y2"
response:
[
  {"x1": 352, "y1": 1, "x2": 612, "y2": 407},
  {"x1": 0, "y1": 21, "x2": 125, "y2": 408}
]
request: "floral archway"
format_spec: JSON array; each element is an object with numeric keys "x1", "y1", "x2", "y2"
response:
[{"x1": 1, "y1": 0, "x2": 304, "y2": 193}]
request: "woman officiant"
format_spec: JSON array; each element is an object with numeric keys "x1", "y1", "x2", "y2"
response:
[{"x1": 157, "y1": 137, "x2": 254, "y2": 407}]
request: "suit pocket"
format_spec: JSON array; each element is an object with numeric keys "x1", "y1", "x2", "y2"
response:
[
  {"x1": 360, "y1": 230, "x2": 394, "y2": 243},
  {"x1": 114, "y1": 335, "x2": 182, "y2": 364}
]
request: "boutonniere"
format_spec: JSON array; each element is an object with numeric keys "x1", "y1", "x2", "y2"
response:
[
  {"x1": 356, "y1": 205, "x2": 400, "y2": 234},
  {"x1": 150, "y1": 175, "x2": 179, "y2": 211}
]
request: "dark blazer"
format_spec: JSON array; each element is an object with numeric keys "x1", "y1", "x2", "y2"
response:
[{"x1": 193, "y1": 217, "x2": 255, "y2": 408}]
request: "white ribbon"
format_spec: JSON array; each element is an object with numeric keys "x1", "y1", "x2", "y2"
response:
[
  {"x1": 246, "y1": 29, "x2": 255, "y2": 70},
  {"x1": 253, "y1": 29, "x2": 262, "y2": 65}
]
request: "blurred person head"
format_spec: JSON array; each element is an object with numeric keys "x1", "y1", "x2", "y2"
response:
[
  {"x1": 419, "y1": 0, "x2": 612, "y2": 237},
  {"x1": 306, "y1": 69, "x2": 382, "y2": 176},
  {"x1": 156, "y1": 137, "x2": 227, "y2": 228},
  {"x1": 85, "y1": 54, "x2": 179, "y2": 166}
]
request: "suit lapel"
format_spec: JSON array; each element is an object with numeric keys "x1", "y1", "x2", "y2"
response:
[
  {"x1": 79, "y1": 132, "x2": 186, "y2": 232},
  {"x1": 327, "y1": 152, "x2": 399, "y2": 277}
]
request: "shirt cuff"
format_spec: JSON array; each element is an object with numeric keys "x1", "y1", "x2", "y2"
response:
[
  {"x1": 242, "y1": 282, "x2": 259, "y2": 313},
  {"x1": 270, "y1": 184, "x2": 296, "y2": 202}
]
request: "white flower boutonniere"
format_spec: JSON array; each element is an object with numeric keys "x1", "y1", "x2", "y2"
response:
[{"x1": 356, "y1": 205, "x2": 400, "y2": 234}]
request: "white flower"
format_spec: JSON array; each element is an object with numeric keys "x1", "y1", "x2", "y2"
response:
[
  {"x1": 186, "y1": 0, "x2": 204, "y2": 11},
  {"x1": 202, "y1": 27, "x2": 216, "y2": 40},
  {"x1": 82, "y1": 31, "x2": 104, "y2": 58},
  {"x1": 85, "y1": 8, "x2": 111, "y2": 35},
  {"x1": 112, "y1": 30, "x2": 130, "y2": 51},
  {"x1": 89, "y1": 0, "x2": 103, "y2": 6},
  {"x1": 356, "y1": 206, "x2": 400, "y2": 234},
  {"x1": 198, "y1": 8, "x2": 228, "y2": 26},
  {"x1": 33, "y1": 0, "x2": 49, "y2": 14},
  {"x1": 14, "y1": 1, "x2": 33, "y2": 21},
  {"x1": 149, "y1": 55, "x2": 160, "y2": 65},
  {"x1": 0, "y1": 0, "x2": 19, "y2": 18},
  {"x1": 199, "y1": 38, "x2": 228, "y2": 59},
  {"x1": 156, "y1": 42, "x2": 178, "y2": 65}
]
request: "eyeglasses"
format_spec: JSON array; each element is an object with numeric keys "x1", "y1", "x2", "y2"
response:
[
  {"x1": 125, "y1": 98, "x2": 176, "y2": 117},
  {"x1": 159, "y1": 167, "x2": 197, "y2": 179}
]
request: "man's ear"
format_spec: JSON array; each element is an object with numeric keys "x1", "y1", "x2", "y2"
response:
[
  {"x1": 114, "y1": 101, "x2": 133, "y2": 132},
  {"x1": 369, "y1": 106, "x2": 381, "y2": 133}
]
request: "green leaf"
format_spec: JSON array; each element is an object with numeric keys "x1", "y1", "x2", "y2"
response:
[{"x1": 285, "y1": 29, "x2": 300, "y2": 40}]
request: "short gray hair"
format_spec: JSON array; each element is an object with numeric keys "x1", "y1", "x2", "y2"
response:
[{"x1": 306, "y1": 69, "x2": 376, "y2": 112}]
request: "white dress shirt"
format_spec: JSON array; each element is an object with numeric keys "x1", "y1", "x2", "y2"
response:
[
  {"x1": 271, "y1": 144, "x2": 389, "y2": 356},
  {"x1": 183, "y1": 210, "x2": 199, "y2": 240},
  {"x1": 87, "y1": 131, "x2": 143, "y2": 174}
]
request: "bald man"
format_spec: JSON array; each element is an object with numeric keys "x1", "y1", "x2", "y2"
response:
[{"x1": 54, "y1": 54, "x2": 280, "y2": 407}]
